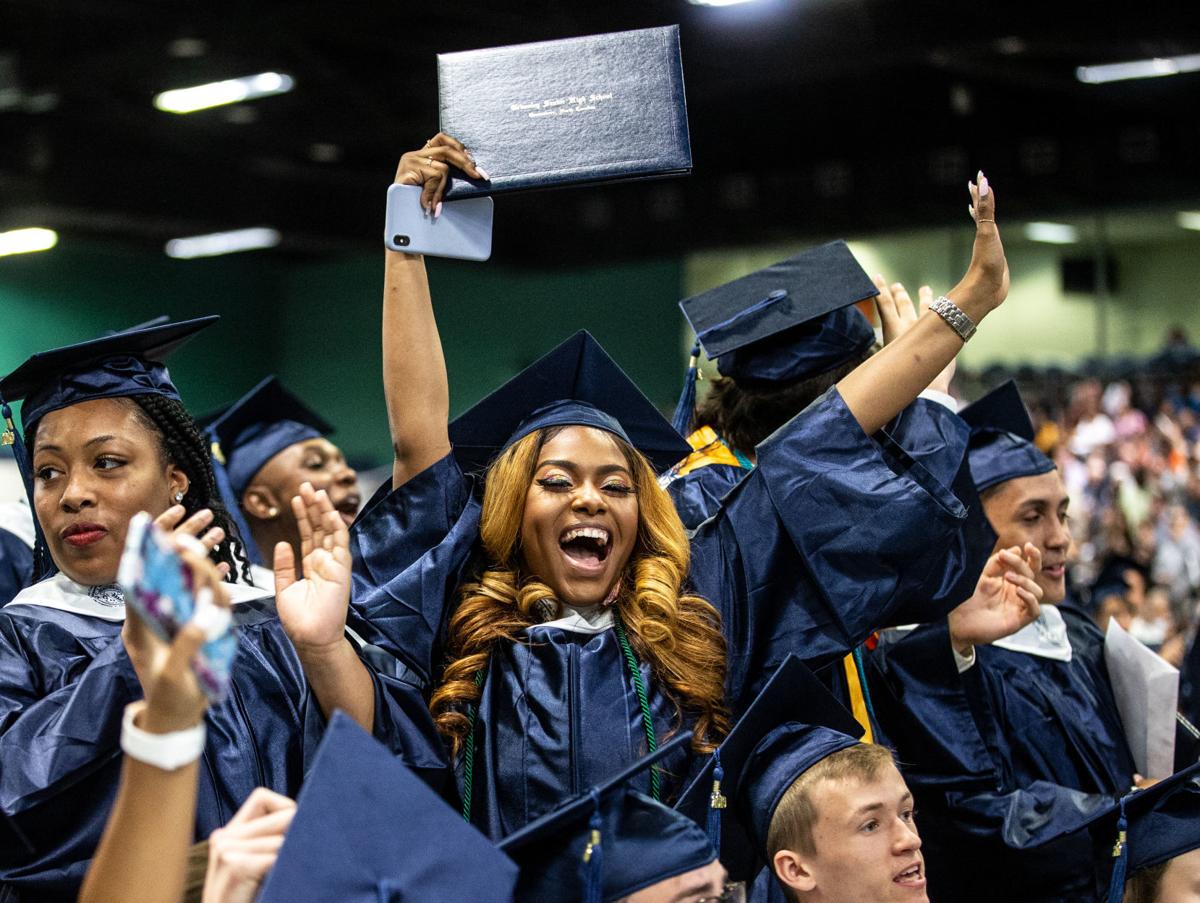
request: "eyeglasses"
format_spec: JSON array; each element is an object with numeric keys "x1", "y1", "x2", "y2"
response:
[{"x1": 696, "y1": 881, "x2": 746, "y2": 903}]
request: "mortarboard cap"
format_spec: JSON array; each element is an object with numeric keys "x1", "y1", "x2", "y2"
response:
[
  {"x1": 0, "y1": 315, "x2": 217, "y2": 432},
  {"x1": 675, "y1": 655, "x2": 864, "y2": 879},
  {"x1": 204, "y1": 376, "x2": 334, "y2": 497},
  {"x1": 448, "y1": 330, "x2": 691, "y2": 474},
  {"x1": 960, "y1": 380, "x2": 1055, "y2": 493},
  {"x1": 498, "y1": 732, "x2": 717, "y2": 903},
  {"x1": 257, "y1": 711, "x2": 516, "y2": 903},
  {"x1": 679, "y1": 241, "x2": 878, "y2": 386}
]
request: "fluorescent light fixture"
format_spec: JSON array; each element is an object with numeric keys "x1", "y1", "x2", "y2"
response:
[
  {"x1": 1024, "y1": 222, "x2": 1079, "y2": 244},
  {"x1": 165, "y1": 227, "x2": 280, "y2": 259},
  {"x1": 154, "y1": 72, "x2": 294, "y2": 113},
  {"x1": 1077, "y1": 53, "x2": 1200, "y2": 84},
  {"x1": 1178, "y1": 211, "x2": 1200, "y2": 232},
  {"x1": 687, "y1": 0, "x2": 757, "y2": 6},
  {"x1": 0, "y1": 227, "x2": 57, "y2": 257}
]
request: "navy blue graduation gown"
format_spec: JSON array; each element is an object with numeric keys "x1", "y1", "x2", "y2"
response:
[
  {"x1": 865, "y1": 605, "x2": 1136, "y2": 902},
  {"x1": 0, "y1": 529, "x2": 31, "y2": 608},
  {"x1": 348, "y1": 387, "x2": 986, "y2": 836},
  {"x1": 0, "y1": 582, "x2": 444, "y2": 903}
]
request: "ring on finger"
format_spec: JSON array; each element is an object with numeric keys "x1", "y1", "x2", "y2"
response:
[{"x1": 425, "y1": 156, "x2": 435, "y2": 166}]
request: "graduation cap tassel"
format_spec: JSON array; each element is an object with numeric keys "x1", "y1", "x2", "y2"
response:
[
  {"x1": 706, "y1": 748, "x2": 727, "y2": 853},
  {"x1": 206, "y1": 437, "x2": 264, "y2": 567},
  {"x1": 1106, "y1": 796, "x2": 1129, "y2": 903},
  {"x1": 670, "y1": 341, "x2": 702, "y2": 437},
  {"x1": 581, "y1": 788, "x2": 604, "y2": 903}
]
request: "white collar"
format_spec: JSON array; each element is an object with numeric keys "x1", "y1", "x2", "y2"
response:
[
  {"x1": 8, "y1": 571, "x2": 272, "y2": 622},
  {"x1": 991, "y1": 604, "x2": 1073, "y2": 662},
  {"x1": 528, "y1": 603, "x2": 614, "y2": 636}
]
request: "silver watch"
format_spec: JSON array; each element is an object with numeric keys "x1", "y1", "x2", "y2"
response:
[{"x1": 931, "y1": 295, "x2": 976, "y2": 342}]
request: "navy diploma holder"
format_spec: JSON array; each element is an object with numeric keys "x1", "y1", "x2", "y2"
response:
[{"x1": 438, "y1": 25, "x2": 692, "y2": 198}]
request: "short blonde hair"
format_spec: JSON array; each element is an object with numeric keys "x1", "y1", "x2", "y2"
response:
[{"x1": 766, "y1": 743, "x2": 896, "y2": 860}]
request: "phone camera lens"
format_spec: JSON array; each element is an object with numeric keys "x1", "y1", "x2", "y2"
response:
[{"x1": 393, "y1": 234, "x2": 410, "y2": 247}]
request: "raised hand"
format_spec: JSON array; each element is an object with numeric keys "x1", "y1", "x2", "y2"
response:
[
  {"x1": 123, "y1": 534, "x2": 231, "y2": 733},
  {"x1": 953, "y1": 171, "x2": 1009, "y2": 318},
  {"x1": 395, "y1": 132, "x2": 488, "y2": 218},
  {"x1": 948, "y1": 543, "x2": 1044, "y2": 656},
  {"x1": 274, "y1": 482, "x2": 352, "y2": 654},
  {"x1": 202, "y1": 787, "x2": 296, "y2": 903}
]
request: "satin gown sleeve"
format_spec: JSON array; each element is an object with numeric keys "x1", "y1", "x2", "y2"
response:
[
  {"x1": 688, "y1": 388, "x2": 989, "y2": 711},
  {"x1": 348, "y1": 453, "x2": 481, "y2": 688}
]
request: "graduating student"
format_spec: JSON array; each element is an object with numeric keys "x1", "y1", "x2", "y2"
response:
[
  {"x1": 0, "y1": 319, "x2": 438, "y2": 903},
  {"x1": 203, "y1": 375, "x2": 361, "y2": 586},
  {"x1": 307, "y1": 135, "x2": 1010, "y2": 839},
  {"x1": 663, "y1": 248, "x2": 994, "y2": 738},
  {"x1": 677, "y1": 655, "x2": 927, "y2": 903},
  {"x1": 866, "y1": 380, "x2": 1141, "y2": 902}
]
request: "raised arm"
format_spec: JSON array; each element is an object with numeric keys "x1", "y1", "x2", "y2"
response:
[
  {"x1": 837, "y1": 173, "x2": 1008, "y2": 434},
  {"x1": 385, "y1": 134, "x2": 485, "y2": 488}
]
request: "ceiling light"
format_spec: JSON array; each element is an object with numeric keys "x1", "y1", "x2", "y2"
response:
[
  {"x1": 687, "y1": 0, "x2": 757, "y2": 6},
  {"x1": 1024, "y1": 222, "x2": 1079, "y2": 244},
  {"x1": 1076, "y1": 53, "x2": 1200, "y2": 84},
  {"x1": 1179, "y1": 212, "x2": 1200, "y2": 232},
  {"x1": 0, "y1": 227, "x2": 57, "y2": 257},
  {"x1": 165, "y1": 227, "x2": 280, "y2": 259},
  {"x1": 154, "y1": 72, "x2": 294, "y2": 114}
]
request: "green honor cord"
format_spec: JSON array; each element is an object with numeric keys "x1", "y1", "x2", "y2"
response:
[{"x1": 460, "y1": 612, "x2": 661, "y2": 823}]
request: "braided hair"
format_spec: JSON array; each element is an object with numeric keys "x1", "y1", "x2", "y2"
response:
[{"x1": 129, "y1": 394, "x2": 253, "y2": 584}]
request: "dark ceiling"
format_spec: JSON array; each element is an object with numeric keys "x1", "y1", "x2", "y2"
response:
[{"x1": 3, "y1": 0, "x2": 1199, "y2": 265}]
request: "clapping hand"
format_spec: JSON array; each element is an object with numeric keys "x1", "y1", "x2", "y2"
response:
[
  {"x1": 395, "y1": 132, "x2": 487, "y2": 218},
  {"x1": 874, "y1": 278, "x2": 956, "y2": 395},
  {"x1": 948, "y1": 543, "x2": 1044, "y2": 656},
  {"x1": 154, "y1": 504, "x2": 230, "y2": 579},
  {"x1": 274, "y1": 483, "x2": 352, "y2": 655}
]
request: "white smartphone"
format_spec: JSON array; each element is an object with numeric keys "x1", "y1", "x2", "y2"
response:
[{"x1": 383, "y1": 184, "x2": 494, "y2": 261}]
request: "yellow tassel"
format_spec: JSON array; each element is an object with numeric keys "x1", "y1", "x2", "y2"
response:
[
  {"x1": 210, "y1": 440, "x2": 226, "y2": 465},
  {"x1": 1112, "y1": 829, "x2": 1126, "y2": 858},
  {"x1": 709, "y1": 779, "x2": 727, "y2": 810},
  {"x1": 582, "y1": 828, "x2": 601, "y2": 863},
  {"x1": 1, "y1": 415, "x2": 15, "y2": 446}
]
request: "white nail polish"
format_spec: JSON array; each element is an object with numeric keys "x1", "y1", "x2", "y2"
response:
[{"x1": 979, "y1": 177, "x2": 990, "y2": 198}]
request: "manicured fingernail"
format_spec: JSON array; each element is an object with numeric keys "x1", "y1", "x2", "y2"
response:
[
  {"x1": 977, "y1": 169, "x2": 984, "y2": 184},
  {"x1": 969, "y1": 204, "x2": 975, "y2": 218},
  {"x1": 476, "y1": 167, "x2": 490, "y2": 181},
  {"x1": 434, "y1": 201, "x2": 443, "y2": 219},
  {"x1": 979, "y1": 176, "x2": 990, "y2": 198}
]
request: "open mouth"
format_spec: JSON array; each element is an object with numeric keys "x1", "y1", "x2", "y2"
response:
[
  {"x1": 333, "y1": 496, "x2": 360, "y2": 526},
  {"x1": 893, "y1": 862, "x2": 924, "y2": 888},
  {"x1": 558, "y1": 524, "x2": 612, "y2": 574}
]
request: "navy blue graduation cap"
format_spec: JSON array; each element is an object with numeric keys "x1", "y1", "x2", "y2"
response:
[
  {"x1": 258, "y1": 712, "x2": 517, "y2": 903},
  {"x1": 0, "y1": 316, "x2": 217, "y2": 579},
  {"x1": 672, "y1": 242, "x2": 878, "y2": 432},
  {"x1": 498, "y1": 732, "x2": 717, "y2": 903},
  {"x1": 676, "y1": 654, "x2": 865, "y2": 880},
  {"x1": 960, "y1": 380, "x2": 1055, "y2": 493},
  {"x1": 202, "y1": 376, "x2": 333, "y2": 564},
  {"x1": 448, "y1": 330, "x2": 691, "y2": 475}
]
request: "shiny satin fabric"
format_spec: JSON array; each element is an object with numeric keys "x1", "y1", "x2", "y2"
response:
[
  {"x1": 350, "y1": 387, "x2": 988, "y2": 839},
  {"x1": 0, "y1": 595, "x2": 445, "y2": 903},
  {"x1": 0, "y1": 531, "x2": 31, "y2": 607},
  {"x1": 467, "y1": 626, "x2": 689, "y2": 837},
  {"x1": 866, "y1": 607, "x2": 1136, "y2": 902}
]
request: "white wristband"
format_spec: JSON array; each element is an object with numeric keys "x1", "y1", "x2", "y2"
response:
[{"x1": 121, "y1": 701, "x2": 206, "y2": 771}]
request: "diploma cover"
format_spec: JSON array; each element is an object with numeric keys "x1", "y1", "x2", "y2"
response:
[{"x1": 438, "y1": 25, "x2": 692, "y2": 198}]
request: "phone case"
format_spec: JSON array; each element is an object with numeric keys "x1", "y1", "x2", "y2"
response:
[
  {"x1": 118, "y1": 513, "x2": 239, "y2": 703},
  {"x1": 383, "y1": 184, "x2": 494, "y2": 261}
]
